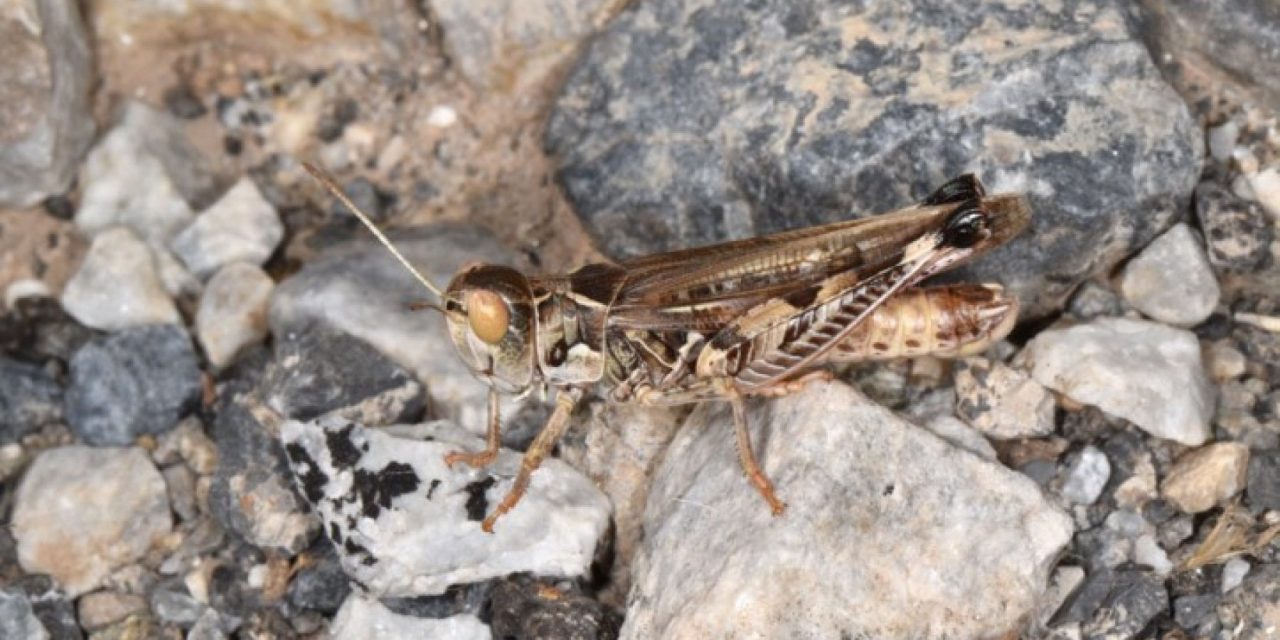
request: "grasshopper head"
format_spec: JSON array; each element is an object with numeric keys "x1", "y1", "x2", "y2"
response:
[{"x1": 442, "y1": 264, "x2": 538, "y2": 394}]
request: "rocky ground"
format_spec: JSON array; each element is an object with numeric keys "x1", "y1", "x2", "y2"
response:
[{"x1": 1, "y1": 0, "x2": 1279, "y2": 638}]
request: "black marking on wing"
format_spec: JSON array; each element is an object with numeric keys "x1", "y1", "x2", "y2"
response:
[{"x1": 921, "y1": 174, "x2": 985, "y2": 206}]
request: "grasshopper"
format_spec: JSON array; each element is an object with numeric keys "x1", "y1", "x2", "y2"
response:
[{"x1": 304, "y1": 165, "x2": 1029, "y2": 532}]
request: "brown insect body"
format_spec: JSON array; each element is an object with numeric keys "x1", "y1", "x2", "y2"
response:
[{"x1": 305, "y1": 166, "x2": 1030, "y2": 532}]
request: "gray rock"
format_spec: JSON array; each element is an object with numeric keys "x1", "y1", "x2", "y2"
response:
[
  {"x1": 954, "y1": 357, "x2": 1055, "y2": 439},
  {"x1": 1066, "y1": 281, "x2": 1126, "y2": 320},
  {"x1": 64, "y1": 324, "x2": 201, "y2": 446},
  {"x1": 285, "y1": 543, "x2": 350, "y2": 615},
  {"x1": 269, "y1": 224, "x2": 524, "y2": 434},
  {"x1": 1173, "y1": 593, "x2": 1218, "y2": 631},
  {"x1": 1217, "y1": 563, "x2": 1280, "y2": 638},
  {"x1": 195, "y1": 262, "x2": 274, "y2": 370},
  {"x1": 330, "y1": 595, "x2": 490, "y2": 640},
  {"x1": 170, "y1": 177, "x2": 284, "y2": 279},
  {"x1": 1222, "y1": 557, "x2": 1251, "y2": 594},
  {"x1": 624, "y1": 380, "x2": 1072, "y2": 638},
  {"x1": 207, "y1": 396, "x2": 319, "y2": 554},
  {"x1": 59, "y1": 227, "x2": 180, "y2": 331},
  {"x1": 547, "y1": 0, "x2": 1202, "y2": 318},
  {"x1": 1061, "y1": 446, "x2": 1111, "y2": 506},
  {"x1": 1195, "y1": 179, "x2": 1273, "y2": 272},
  {"x1": 262, "y1": 324, "x2": 426, "y2": 426},
  {"x1": 280, "y1": 417, "x2": 611, "y2": 597},
  {"x1": 1246, "y1": 449, "x2": 1280, "y2": 511},
  {"x1": 1117, "y1": 223, "x2": 1220, "y2": 327},
  {"x1": 12, "y1": 446, "x2": 171, "y2": 597},
  {"x1": 1019, "y1": 317, "x2": 1214, "y2": 446},
  {"x1": 1160, "y1": 442, "x2": 1250, "y2": 514},
  {"x1": 0, "y1": 0, "x2": 95, "y2": 208},
  {"x1": 0, "y1": 357, "x2": 62, "y2": 443},
  {"x1": 2, "y1": 576, "x2": 81, "y2": 640},
  {"x1": 0, "y1": 588, "x2": 49, "y2": 640},
  {"x1": 149, "y1": 582, "x2": 206, "y2": 627},
  {"x1": 186, "y1": 609, "x2": 230, "y2": 640}
]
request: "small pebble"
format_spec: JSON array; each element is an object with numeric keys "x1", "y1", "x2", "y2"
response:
[
  {"x1": 1195, "y1": 179, "x2": 1273, "y2": 272},
  {"x1": 1131, "y1": 534, "x2": 1172, "y2": 576},
  {"x1": 76, "y1": 590, "x2": 147, "y2": 631},
  {"x1": 196, "y1": 262, "x2": 274, "y2": 370},
  {"x1": 0, "y1": 357, "x2": 63, "y2": 443},
  {"x1": 170, "y1": 177, "x2": 284, "y2": 279},
  {"x1": 1203, "y1": 341, "x2": 1247, "y2": 381},
  {"x1": 954, "y1": 358, "x2": 1055, "y2": 439},
  {"x1": 1246, "y1": 449, "x2": 1280, "y2": 511},
  {"x1": 1247, "y1": 165, "x2": 1280, "y2": 222},
  {"x1": 1207, "y1": 120, "x2": 1238, "y2": 161},
  {"x1": 59, "y1": 227, "x2": 180, "y2": 331},
  {"x1": 1221, "y1": 557, "x2": 1250, "y2": 594},
  {"x1": 1061, "y1": 446, "x2": 1111, "y2": 505},
  {"x1": 0, "y1": 588, "x2": 47, "y2": 640},
  {"x1": 1117, "y1": 223, "x2": 1220, "y2": 327},
  {"x1": 1161, "y1": 442, "x2": 1250, "y2": 514},
  {"x1": 330, "y1": 595, "x2": 490, "y2": 640}
]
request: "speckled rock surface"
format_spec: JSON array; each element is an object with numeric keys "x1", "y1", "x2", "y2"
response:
[
  {"x1": 624, "y1": 380, "x2": 1072, "y2": 638},
  {"x1": 547, "y1": 0, "x2": 1203, "y2": 317},
  {"x1": 281, "y1": 416, "x2": 611, "y2": 597},
  {"x1": 59, "y1": 228, "x2": 180, "y2": 331},
  {"x1": 1117, "y1": 223, "x2": 1219, "y2": 327}
]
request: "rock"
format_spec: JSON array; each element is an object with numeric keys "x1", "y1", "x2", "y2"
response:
[
  {"x1": 1195, "y1": 179, "x2": 1273, "y2": 272},
  {"x1": 1066, "y1": 280, "x2": 1125, "y2": 320},
  {"x1": 195, "y1": 262, "x2": 273, "y2": 370},
  {"x1": 1117, "y1": 223, "x2": 1220, "y2": 327},
  {"x1": 269, "y1": 225, "x2": 524, "y2": 433},
  {"x1": 1246, "y1": 449, "x2": 1280, "y2": 511},
  {"x1": 207, "y1": 397, "x2": 319, "y2": 554},
  {"x1": 64, "y1": 324, "x2": 201, "y2": 446},
  {"x1": 149, "y1": 582, "x2": 206, "y2": 628},
  {"x1": 280, "y1": 417, "x2": 611, "y2": 597},
  {"x1": 489, "y1": 574, "x2": 622, "y2": 640},
  {"x1": 1249, "y1": 166, "x2": 1280, "y2": 223},
  {"x1": 0, "y1": 357, "x2": 62, "y2": 443},
  {"x1": 1053, "y1": 569, "x2": 1167, "y2": 639},
  {"x1": 12, "y1": 446, "x2": 171, "y2": 596},
  {"x1": 428, "y1": 0, "x2": 616, "y2": 91},
  {"x1": 75, "y1": 101, "x2": 222, "y2": 244},
  {"x1": 1161, "y1": 442, "x2": 1249, "y2": 514},
  {"x1": 261, "y1": 324, "x2": 426, "y2": 426},
  {"x1": 162, "y1": 463, "x2": 199, "y2": 523},
  {"x1": 170, "y1": 178, "x2": 284, "y2": 279},
  {"x1": 2, "y1": 576, "x2": 81, "y2": 640},
  {"x1": 0, "y1": 296, "x2": 96, "y2": 365},
  {"x1": 75, "y1": 591, "x2": 146, "y2": 632},
  {"x1": 1019, "y1": 317, "x2": 1214, "y2": 446},
  {"x1": 1203, "y1": 340, "x2": 1247, "y2": 382},
  {"x1": 1217, "y1": 563, "x2": 1280, "y2": 637},
  {"x1": 0, "y1": 208, "x2": 88, "y2": 302},
  {"x1": 0, "y1": 0, "x2": 95, "y2": 207},
  {"x1": 286, "y1": 543, "x2": 350, "y2": 615},
  {"x1": 1060, "y1": 446, "x2": 1111, "y2": 506},
  {"x1": 919, "y1": 414, "x2": 998, "y2": 462},
  {"x1": 330, "y1": 594, "x2": 490, "y2": 640},
  {"x1": 1173, "y1": 593, "x2": 1219, "y2": 631},
  {"x1": 1132, "y1": 534, "x2": 1172, "y2": 576},
  {"x1": 1222, "y1": 557, "x2": 1251, "y2": 594},
  {"x1": 59, "y1": 227, "x2": 180, "y2": 331},
  {"x1": 186, "y1": 609, "x2": 232, "y2": 640},
  {"x1": 954, "y1": 357, "x2": 1055, "y2": 439},
  {"x1": 547, "y1": 0, "x2": 1202, "y2": 319},
  {"x1": 624, "y1": 380, "x2": 1071, "y2": 638},
  {"x1": 0, "y1": 587, "x2": 49, "y2": 640}
]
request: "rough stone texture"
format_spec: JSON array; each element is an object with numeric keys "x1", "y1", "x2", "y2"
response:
[
  {"x1": 195, "y1": 262, "x2": 274, "y2": 370},
  {"x1": 64, "y1": 324, "x2": 201, "y2": 446},
  {"x1": 0, "y1": 0, "x2": 95, "y2": 207},
  {"x1": 12, "y1": 446, "x2": 171, "y2": 597},
  {"x1": 2, "y1": 576, "x2": 81, "y2": 640},
  {"x1": 489, "y1": 574, "x2": 622, "y2": 640},
  {"x1": 286, "y1": 543, "x2": 350, "y2": 615},
  {"x1": 1053, "y1": 569, "x2": 1168, "y2": 639},
  {"x1": 953, "y1": 357, "x2": 1055, "y2": 439},
  {"x1": 75, "y1": 592, "x2": 147, "y2": 632},
  {"x1": 330, "y1": 595, "x2": 490, "y2": 640},
  {"x1": 59, "y1": 227, "x2": 180, "y2": 331},
  {"x1": 1195, "y1": 178, "x2": 1273, "y2": 273},
  {"x1": 429, "y1": 0, "x2": 619, "y2": 91},
  {"x1": 547, "y1": 0, "x2": 1203, "y2": 318},
  {"x1": 1160, "y1": 442, "x2": 1250, "y2": 514},
  {"x1": 624, "y1": 380, "x2": 1071, "y2": 639},
  {"x1": 281, "y1": 417, "x2": 611, "y2": 597},
  {"x1": 0, "y1": 587, "x2": 49, "y2": 640},
  {"x1": 170, "y1": 177, "x2": 284, "y2": 279},
  {"x1": 1245, "y1": 448, "x2": 1280, "y2": 511},
  {"x1": 1060, "y1": 445, "x2": 1111, "y2": 506},
  {"x1": 0, "y1": 357, "x2": 63, "y2": 443},
  {"x1": 1217, "y1": 563, "x2": 1280, "y2": 639},
  {"x1": 207, "y1": 395, "x2": 320, "y2": 554},
  {"x1": 1019, "y1": 317, "x2": 1214, "y2": 446},
  {"x1": 261, "y1": 324, "x2": 426, "y2": 426},
  {"x1": 1117, "y1": 223, "x2": 1220, "y2": 327},
  {"x1": 270, "y1": 225, "x2": 525, "y2": 433}
]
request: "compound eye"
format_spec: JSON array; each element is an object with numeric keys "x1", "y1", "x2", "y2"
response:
[
  {"x1": 466, "y1": 290, "x2": 509, "y2": 345},
  {"x1": 942, "y1": 208, "x2": 987, "y2": 249}
]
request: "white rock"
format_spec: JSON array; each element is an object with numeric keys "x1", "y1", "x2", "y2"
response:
[
  {"x1": 624, "y1": 381, "x2": 1072, "y2": 639},
  {"x1": 1061, "y1": 446, "x2": 1111, "y2": 505},
  {"x1": 12, "y1": 446, "x2": 171, "y2": 596},
  {"x1": 1118, "y1": 223, "x2": 1220, "y2": 327},
  {"x1": 75, "y1": 103, "x2": 196, "y2": 244},
  {"x1": 954, "y1": 357, "x2": 1056, "y2": 439},
  {"x1": 59, "y1": 227, "x2": 180, "y2": 331},
  {"x1": 1133, "y1": 534, "x2": 1172, "y2": 576},
  {"x1": 1207, "y1": 121, "x2": 1238, "y2": 162},
  {"x1": 330, "y1": 594, "x2": 489, "y2": 640},
  {"x1": 1160, "y1": 442, "x2": 1250, "y2": 514},
  {"x1": 0, "y1": 588, "x2": 49, "y2": 640},
  {"x1": 1221, "y1": 557, "x2": 1250, "y2": 594},
  {"x1": 1020, "y1": 318, "x2": 1214, "y2": 446},
  {"x1": 1248, "y1": 165, "x2": 1280, "y2": 222},
  {"x1": 281, "y1": 416, "x2": 611, "y2": 597},
  {"x1": 196, "y1": 262, "x2": 274, "y2": 369},
  {"x1": 920, "y1": 414, "x2": 998, "y2": 461},
  {"x1": 170, "y1": 177, "x2": 283, "y2": 279}
]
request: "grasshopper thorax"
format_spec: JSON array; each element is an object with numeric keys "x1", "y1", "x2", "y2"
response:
[{"x1": 443, "y1": 264, "x2": 538, "y2": 394}]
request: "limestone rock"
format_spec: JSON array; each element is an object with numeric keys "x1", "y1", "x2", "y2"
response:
[
  {"x1": 954, "y1": 357, "x2": 1056, "y2": 439},
  {"x1": 195, "y1": 262, "x2": 274, "y2": 370},
  {"x1": 170, "y1": 178, "x2": 284, "y2": 279},
  {"x1": 1118, "y1": 223, "x2": 1220, "y2": 327},
  {"x1": 59, "y1": 227, "x2": 180, "y2": 331}
]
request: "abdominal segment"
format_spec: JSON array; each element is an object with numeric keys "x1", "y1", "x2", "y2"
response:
[{"x1": 828, "y1": 283, "x2": 1018, "y2": 362}]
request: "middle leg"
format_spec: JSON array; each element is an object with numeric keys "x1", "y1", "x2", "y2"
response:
[{"x1": 729, "y1": 391, "x2": 786, "y2": 516}]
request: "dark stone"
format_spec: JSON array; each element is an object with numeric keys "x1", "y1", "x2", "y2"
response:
[
  {"x1": 1172, "y1": 593, "x2": 1218, "y2": 631},
  {"x1": 315, "y1": 97, "x2": 358, "y2": 143},
  {"x1": 261, "y1": 325, "x2": 426, "y2": 426},
  {"x1": 380, "y1": 581, "x2": 493, "y2": 619},
  {"x1": 1194, "y1": 179, "x2": 1272, "y2": 272},
  {"x1": 0, "y1": 357, "x2": 62, "y2": 442},
  {"x1": 6, "y1": 575, "x2": 83, "y2": 640},
  {"x1": 1066, "y1": 281, "x2": 1125, "y2": 320},
  {"x1": 1217, "y1": 563, "x2": 1280, "y2": 637},
  {"x1": 489, "y1": 574, "x2": 621, "y2": 640},
  {"x1": 1054, "y1": 569, "x2": 1167, "y2": 638},
  {"x1": 0, "y1": 296, "x2": 96, "y2": 364},
  {"x1": 63, "y1": 324, "x2": 201, "y2": 445},
  {"x1": 163, "y1": 84, "x2": 208, "y2": 120},
  {"x1": 1235, "y1": 322, "x2": 1280, "y2": 381},
  {"x1": 150, "y1": 580, "x2": 207, "y2": 627},
  {"x1": 1247, "y1": 449, "x2": 1280, "y2": 511},
  {"x1": 42, "y1": 194, "x2": 74, "y2": 220},
  {"x1": 287, "y1": 543, "x2": 351, "y2": 615},
  {"x1": 207, "y1": 563, "x2": 254, "y2": 620},
  {"x1": 546, "y1": 0, "x2": 1203, "y2": 318}
]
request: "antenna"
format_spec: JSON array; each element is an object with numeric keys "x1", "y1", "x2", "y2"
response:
[{"x1": 302, "y1": 162, "x2": 446, "y2": 299}]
